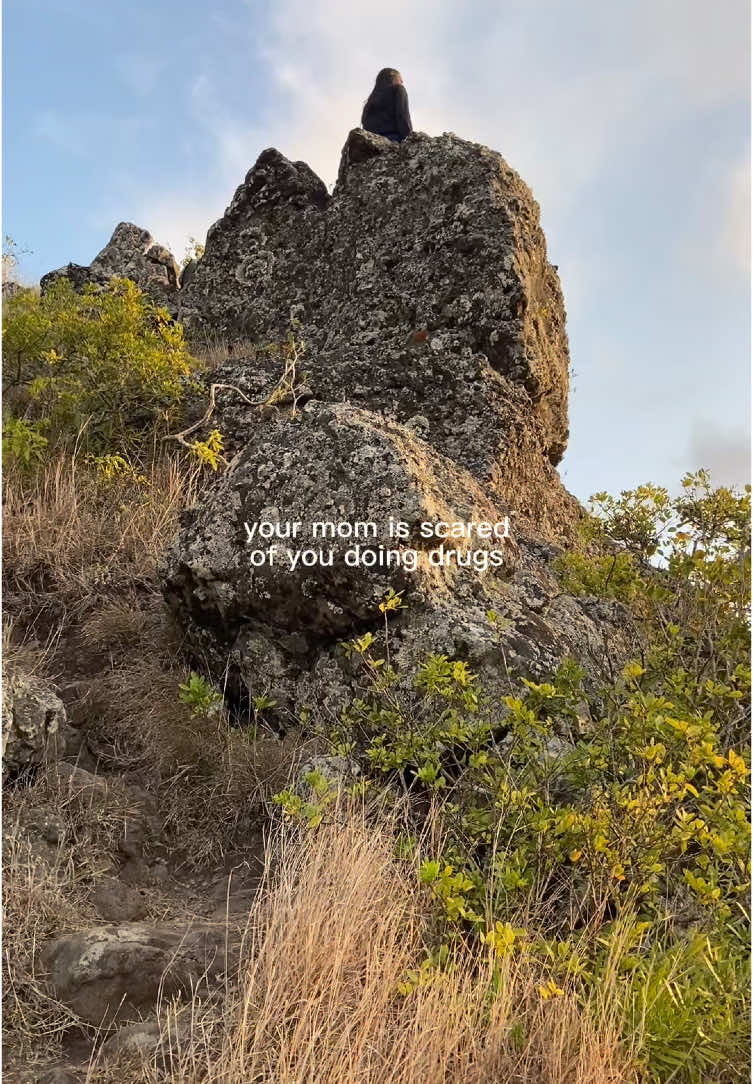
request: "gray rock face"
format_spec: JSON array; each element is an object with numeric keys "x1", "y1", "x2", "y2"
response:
[
  {"x1": 92, "y1": 878, "x2": 149, "y2": 923},
  {"x1": 101, "y1": 1019, "x2": 164, "y2": 1059},
  {"x1": 40, "y1": 222, "x2": 180, "y2": 311},
  {"x1": 160, "y1": 401, "x2": 629, "y2": 724},
  {"x1": 181, "y1": 129, "x2": 570, "y2": 474},
  {"x1": 163, "y1": 402, "x2": 497, "y2": 644},
  {"x1": 160, "y1": 130, "x2": 634, "y2": 726},
  {"x1": 42, "y1": 920, "x2": 237, "y2": 1025},
  {"x1": 2, "y1": 668, "x2": 69, "y2": 777}
]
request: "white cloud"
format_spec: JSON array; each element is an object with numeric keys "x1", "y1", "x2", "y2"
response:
[
  {"x1": 688, "y1": 419, "x2": 751, "y2": 486},
  {"x1": 187, "y1": 74, "x2": 266, "y2": 184},
  {"x1": 719, "y1": 160, "x2": 751, "y2": 274},
  {"x1": 94, "y1": 0, "x2": 749, "y2": 307},
  {"x1": 245, "y1": 0, "x2": 748, "y2": 207}
]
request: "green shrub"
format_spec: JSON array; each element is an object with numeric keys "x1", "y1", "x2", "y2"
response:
[
  {"x1": 283, "y1": 474, "x2": 750, "y2": 1082},
  {"x1": 2, "y1": 277, "x2": 196, "y2": 464},
  {"x1": 556, "y1": 471, "x2": 750, "y2": 747},
  {"x1": 2, "y1": 416, "x2": 48, "y2": 467},
  {"x1": 178, "y1": 671, "x2": 223, "y2": 717}
]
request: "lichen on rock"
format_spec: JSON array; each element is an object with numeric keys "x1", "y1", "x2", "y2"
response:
[
  {"x1": 159, "y1": 131, "x2": 631, "y2": 723},
  {"x1": 181, "y1": 129, "x2": 570, "y2": 480},
  {"x1": 2, "y1": 667, "x2": 70, "y2": 778}
]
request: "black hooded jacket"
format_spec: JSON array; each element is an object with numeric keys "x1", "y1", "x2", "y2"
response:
[{"x1": 361, "y1": 82, "x2": 413, "y2": 141}]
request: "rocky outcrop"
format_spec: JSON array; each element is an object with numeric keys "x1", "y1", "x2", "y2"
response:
[
  {"x1": 160, "y1": 404, "x2": 628, "y2": 725},
  {"x1": 2, "y1": 668, "x2": 69, "y2": 778},
  {"x1": 159, "y1": 131, "x2": 633, "y2": 724},
  {"x1": 181, "y1": 129, "x2": 569, "y2": 475},
  {"x1": 33, "y1": 130, "x2": 630, "y2": 731},
  {"x1": 40, "y1": 222, "x2": 181, "y2": 311}
]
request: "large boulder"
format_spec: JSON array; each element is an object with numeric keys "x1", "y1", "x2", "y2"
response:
[
  {"x1": 181, "y1": 129, "x2": 570, "y2": 479},
  {"x1": 161, "y1": 129, "x2": 632, "y2": 726},
  {"x1": 162, "y1": 402, "x2": 510, "y2": 646},
  {"x1": 42, "y1": 920, "x2": 238, "y2": 1025},
  {"x1": 161, "y1": 402, "x2": 630, "y2": 723},
  {"x1": 41, "y1": 222, "x2": 180, "y2": 312}
]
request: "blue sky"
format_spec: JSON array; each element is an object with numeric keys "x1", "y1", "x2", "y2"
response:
[{"x1": 3, "y1": 0, "x2": 750, "y2": 500}]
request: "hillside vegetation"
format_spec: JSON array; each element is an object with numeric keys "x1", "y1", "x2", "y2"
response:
[{"x1": 2, "y1": 278, "x2": 750, "y2": 1079}]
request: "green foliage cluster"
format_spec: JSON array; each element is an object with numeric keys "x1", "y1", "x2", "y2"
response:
[
  {"x1": 557, "y1": 471, "x2": 750, "y2": 748},
  {"x1": 279, "y1": 475, "x2": 750, "y2": 1082},
  {"x1": 178, "y1": 672, "x2": 223, "y2": 717},
  {"x1": 190, "y1": 428, "x2": 224, "y2": 471},
  {"x1": 273, "y1": 768, "x2": 369, "y2": 828},
  {"x1": 2, "y1": 278, "x2": 196, "y2": 467}
]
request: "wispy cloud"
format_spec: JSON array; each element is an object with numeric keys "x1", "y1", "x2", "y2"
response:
[
  {"x1": 33, "y1": 109, "x2": 98, "y2": 158},
  {"x1": 33, "y1": 108, "x2": 153, "y2": 160},
  {"x1": 688, "y1": 419, "x2": 751, "y2": 486}
]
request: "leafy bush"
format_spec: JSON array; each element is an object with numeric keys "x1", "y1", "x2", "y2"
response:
[
  {"x1": 178, "y1": 671, "x2": 223, "y2": 717},
  {"x1": 2, "y1": 277, "x2": 196, "y2": 464},
  {"x1": 556, "y1": 471, "x2": 750, "y2": 747},
  {"x1": 2, "y1": 416, "x2": 48, "y2": 467},
  {"x1": 282, "y1": 474, "x2": 750, "y2": 1082}
]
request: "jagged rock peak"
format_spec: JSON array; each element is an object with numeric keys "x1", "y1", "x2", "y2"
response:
[
  {"x1": 182, "y1": 128, "x2": 570, "y2": 470},
  {"x1": 159, "y1": 129, "x2": 621, "y2": 732},
  {"x1": 40, "y1": 221, "x2": 181, "y2": 311},
  {"x1": 219, "y1": 148, "x2": 330, "y2": 220}
]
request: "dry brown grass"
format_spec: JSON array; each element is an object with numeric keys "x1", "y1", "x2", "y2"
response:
[
  {"x1": 118, "y1": 812, "x2": 635, "y2": 1084},
  {"x1": 2, "y1": 452, "x2": 316, "y2": 1074},
  {"x1": 189, "y1": 332, "x2": 259, "y2": 371},
  {"x1": 85, "y1": 646, "x2": 317, "y2": 868},
  {"x1": 2, "y1": 799, "x2": 97, "y2": 1070},
  {"x1": 4, "y1": 457, "x2": 638, "y2": 1082},
  {"x1": 3, "y1": 453, "x2": 196, "y2": 628},
  {"x1": 3, "y1": 453, "x2": 315, "y2": 867}
]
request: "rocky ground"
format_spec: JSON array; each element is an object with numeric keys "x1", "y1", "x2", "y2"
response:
[
  {"x1": 2, "y1": 458, "x2": 322, "y2": 1080},
  {"x1": 4, "y1": 128, "x2": 639, "y2": 1080}
]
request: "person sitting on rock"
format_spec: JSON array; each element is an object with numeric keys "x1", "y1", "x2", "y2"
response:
[{"x1": 361, "y1": 68, "x2": 413, "y2": 143}]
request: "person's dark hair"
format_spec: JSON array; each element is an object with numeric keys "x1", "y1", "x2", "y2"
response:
[
  {"x1": 363, "y1": 69, "x2": 403, "y2": 115},
  {"x1": 373, "y1": 68, "x2": 403, "y2": 89},
  {"x1": 361, "y1": 68, "x2": 412, "y2": 141}
]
